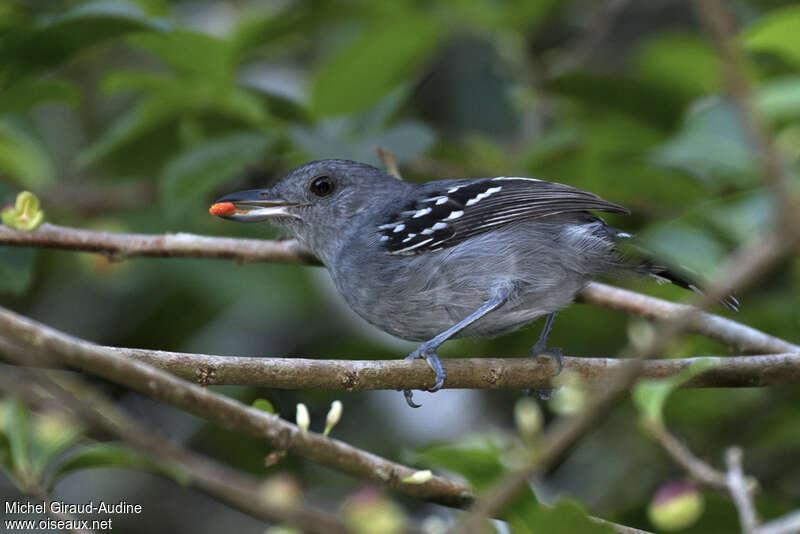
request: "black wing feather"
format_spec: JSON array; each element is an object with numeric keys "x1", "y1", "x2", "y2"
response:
[{"x1": 378, "y1": 177, "x2": 629, "y2": 254}]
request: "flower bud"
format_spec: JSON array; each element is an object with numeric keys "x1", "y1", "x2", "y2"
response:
[
  {"x1": 323, "y1": 400, "x2": 343, "y2": 437},
  {"x1": 343, "y1": 488, "x2": 406, "y2": 534},
  {"x1": 647, "y1": 480, "x2": 704, "y2": 531},
  {"x1": 295, "y1": 403, "x2": 310, "y2": 431},
  {"x1": 260, "y1": 473, "x2": 303, "y2": 510},
  {"x1": 549, "y1": 371, "x2": 588, "y2": 415},
  {"x1": 1, "y1": 191, "x2": 44, "y2": 231},
  {"x1": 401, "y1": 470, "x2": 432, "y2": 484},
  {"x1": 514, "y1": 397, "x2": 543, "y2": 442}
]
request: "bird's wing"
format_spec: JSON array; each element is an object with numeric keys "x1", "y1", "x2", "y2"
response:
[{"x1": 377, "y1": 177, "x2": 630, "y2": 255}]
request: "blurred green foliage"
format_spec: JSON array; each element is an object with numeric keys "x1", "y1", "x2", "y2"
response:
[{"x1": 1, "y1": 1, "x2": 800, "y2": 533}]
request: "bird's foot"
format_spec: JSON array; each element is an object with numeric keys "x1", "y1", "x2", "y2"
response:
[
  {"x1": 402, "y1": 344, "x2": 447, "y2": 408},
  {"x1": 527, "y1": 344, "x2": 563, "y2": 400}
]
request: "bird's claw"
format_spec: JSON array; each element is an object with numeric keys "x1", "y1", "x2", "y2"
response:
[
  {"x1": 526, "y1": 345, "x2": 564, "y2": 399},
  {"x1": 530, "y1": 345, "x2": 564, "y2": 376},
  {"x1": 402, "y1": 345, "x2": 447, "y2": 407},
  {"x1": 403, "y1": 389, "x2": 421, "y2": 408}
]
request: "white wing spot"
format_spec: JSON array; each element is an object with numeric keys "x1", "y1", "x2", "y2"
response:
[
  {"x1": 394, "y1": 238, "x2": 434, "y2": 254},
  {"x1": 436, "y1": 197, "x2": 449, "y2": 205},
  {"x1": 447, "y1": 185, "x2": 464, "y2": 193},
  {"x1": 413, "y1": 207, "x2": 432, "y2": 218},
  {"x1": 492, "y1": 176, "x2": 541, "y2": 182},
  {"x1": 465, "y1": 185, "x2": 503, "y2": 206},
  {"x1": 393, "y1": 224, "x2": 405, "y2": 233},
  {"x1": 445, "y1": 210, "x2": 464, "y2": 220},
  {"x1": 380, "y1": 235, "x2": 389, "y2": 242}
]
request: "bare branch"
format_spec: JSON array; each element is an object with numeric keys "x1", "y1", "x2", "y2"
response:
[
  {"x1": 579, "y1": 283, "x2": 800, "y2": 354},
  {"x1": 0, "y1": 304, "x2": 473, "y2": 509},
  {"x1": 4, "y1": 344, "x2": 797, "y2": 391},
  {"x1": 726, "y1": 447, "x2": 759, "y2": 534},
  {"x1": 756, "y1": 510, "x2": 800, "y2": 534},
  {"x1": 0, "y1": 223, "x2": 320, "y2": 265},
  {"x1": 644, "y1": 421, "x2": 729, "y2": 492}
]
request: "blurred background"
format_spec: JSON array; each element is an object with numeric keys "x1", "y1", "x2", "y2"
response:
[{"x1": 1, "y1": 0, "x2": 799, "y2": 532}]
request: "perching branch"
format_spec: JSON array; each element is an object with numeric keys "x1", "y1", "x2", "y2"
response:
[
  {"x1": 1, "y1": 223, "x2": 796, "y2": 355},
  {"x1": 5, "y1": 345, "x2": 797, "y2": 391}
]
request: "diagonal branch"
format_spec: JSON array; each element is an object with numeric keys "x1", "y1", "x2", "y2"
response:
[
  {"x1": 0, "y1": 364, "x2": 352, "y2": 534},
  {"x1": 1, "y1": 223, "x2": 796, "y2": 354},
  {"x1": 0, "y1": 304, "x2": 473, "y2": 509}
]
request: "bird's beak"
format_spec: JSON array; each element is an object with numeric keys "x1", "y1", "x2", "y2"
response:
[{"x1": 210, "y1": 189, "x2": 299, "y2": 222}]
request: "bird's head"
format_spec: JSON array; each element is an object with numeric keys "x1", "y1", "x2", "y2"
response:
[{"x1": 212, "y1": 159, "x2": 406, "y2": 262}]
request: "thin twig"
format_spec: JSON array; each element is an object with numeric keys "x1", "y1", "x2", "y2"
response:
[
  {"x1": 644, "y1": 421, "x2": 729, "y2": 492},
  {"x1": 726, "y1": 447, "x2": 759, "y2": 534},
  {"x1": 755, "y1": 510, "x2": 800, "y2": 534},
  {"x1": 3, "y1": 343, "x2": 798, "y2": 391},
  {"x1": 1, "y1": 224, "x2": 796, "y2": 354},
  {"x1": 579, "y1": 283, "x2": 799, "y2": 354},
  {"x1": 0, "y1": 304, "x2": 473, "y2": 508},
  {"x1": 376, "y1": 148, "x2": 403, "y2": 179}
]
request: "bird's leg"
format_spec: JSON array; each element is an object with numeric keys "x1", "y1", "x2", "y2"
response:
[
  {"x1": 403, "y1": 285, "x2": 512, "y2": 408},
  {"x1": 528, "y1": 311, "x2": 562, "y2": 399}
]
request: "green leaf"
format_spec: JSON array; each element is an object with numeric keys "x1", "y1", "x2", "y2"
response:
[
  {"x1": 0, "y1": 117, "x2": 55, "y2": 188},
  {"x1": 632, "y1": 358, "x2": 719, "y2": 425},
  {"x1": 0, "y1": 1, "x2": 169, "y2": 82},
  {"x1": 508, "y1": 498, "x2": 615, "y2": 534},
  {"x1": 160, "y1": 132, "x2": 273, "y2": 218},
  {"x1": 252, "y1": 398, "x2": 276, "y2": 414},
  {"x1": 757, "y1": 76, "x2": 800, "y2": 123},
  {"x1": 311, "y1": 15, "x2": 440, "y2": 115},
  {"x1": 6, "y1": 398, "x2": 32, "y2": 481},
  {"x1": 29, "y1": 413, "x2": 83, "y2": 477},
  {"x1": 0, "y1": 81, "x2": 78, "y2": 114},
  {"x1": 651, "y1": 98, "x2": 758, "y2": 189},
  {"x1": 546, "y1": 73, "x2": 687, "y2": 130},
  {"x1": 743, "y1": 5, "x2": 800, "y2": 67},
  {"x1": 634, "y1": 32, "x2": 719, "y2": 97},
  {"x1": 50, "y1": 443, "x2": 190, "y2": 489},
  {"x1": 413, "y1": 435, "x2": 511, "y2": 491},
  {"x1": 0, "y1": 247, "x2": 36, "y2": 295},
  {"x1": 78, "y1": 85, "x2": 267, "y2": 168},
  {"x1": 128, "y1": 30, "x2": 234, "y2": 84}
]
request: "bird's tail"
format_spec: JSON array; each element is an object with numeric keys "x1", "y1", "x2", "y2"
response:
[{"x1": 613, "y1": 231, "x2": 740, "y2": 311}]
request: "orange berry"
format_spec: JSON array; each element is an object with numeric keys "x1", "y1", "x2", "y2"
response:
[{"x1": 209, "y1": 202, "x2": 236, "y2": 216}]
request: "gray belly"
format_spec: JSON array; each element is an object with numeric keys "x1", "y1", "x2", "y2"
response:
[{"x1": 329, "y1": 219, "x2": 616, "y2": 342}]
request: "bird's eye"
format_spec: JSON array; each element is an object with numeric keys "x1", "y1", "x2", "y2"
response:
[{"x1": 309, "y1": 176, "x2": 335, "y2": 197}]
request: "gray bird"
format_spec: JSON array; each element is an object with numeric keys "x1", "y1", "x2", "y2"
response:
[{"x1": 214, "y1": 159, "x2": 737, "y2": 407}]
